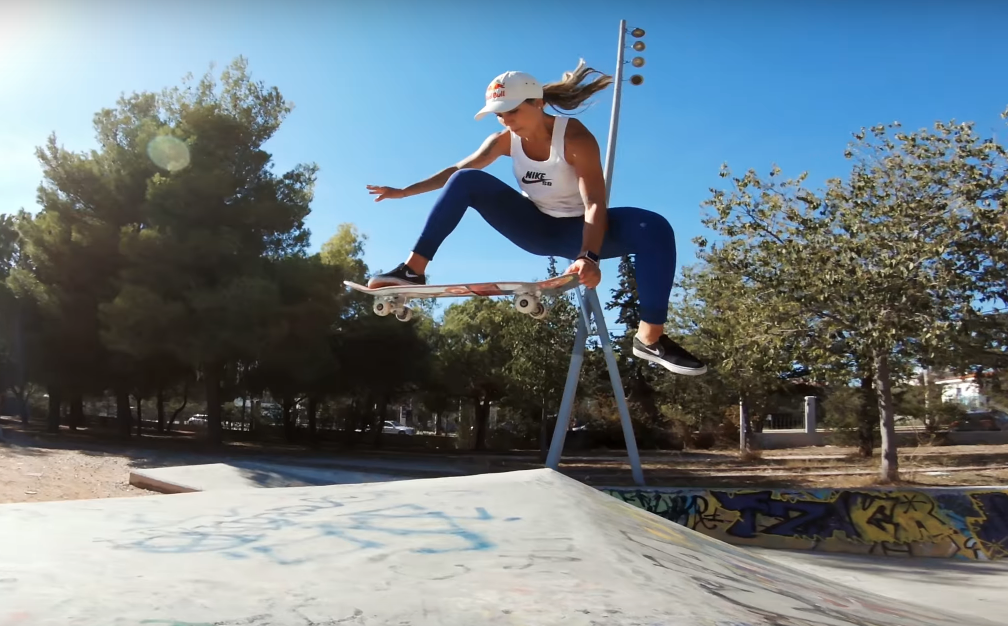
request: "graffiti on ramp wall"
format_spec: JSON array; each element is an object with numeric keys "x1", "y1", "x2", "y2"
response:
[{"x1": 603, "y1": 486, "x2": 1008, "y2": 560}]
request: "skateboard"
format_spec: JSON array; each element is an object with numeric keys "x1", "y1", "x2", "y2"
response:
[{"x1": 344, "y1": 273, "x2": 580, "y2": 322}]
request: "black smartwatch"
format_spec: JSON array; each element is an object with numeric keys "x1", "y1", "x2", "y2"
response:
[{"x1": 578, "y1": 251, "x2": 600, "y2": 265}]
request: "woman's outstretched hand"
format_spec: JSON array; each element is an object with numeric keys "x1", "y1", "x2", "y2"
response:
[{"x1": 367, "y1": 185, "x2": 406, "y2": 202}]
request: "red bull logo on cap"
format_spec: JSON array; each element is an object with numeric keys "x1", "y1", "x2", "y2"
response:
[{"x1": 486, "y1": 81, "x2": 506, "y2": 101}]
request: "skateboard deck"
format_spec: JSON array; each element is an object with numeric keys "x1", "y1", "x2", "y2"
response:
[{"x1": 345, "y1": 273, "x2": 579, "y2": 322}]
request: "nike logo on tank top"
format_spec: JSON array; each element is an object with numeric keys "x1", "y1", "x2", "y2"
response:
[{"x1": 510, "y1": 116, "x2": 585, "y2": 218}]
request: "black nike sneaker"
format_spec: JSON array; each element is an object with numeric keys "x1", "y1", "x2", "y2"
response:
[
  {"x1": 632, "y1": 334, "x2": 708, "y2": 376},
  {"x1": 366, "y1": 262, "x2": 426, "y2": 288}
]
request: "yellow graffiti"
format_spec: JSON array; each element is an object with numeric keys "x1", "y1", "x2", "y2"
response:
[
  {"x1": 846, "y1": 492, "x2": 956, "y2": 544},
  {"x1": 604, "y1": 487, "x2": 1008, "y2": 561},
  {"x1": 966, "y1": 493, "x2": 1008, "y2": 560}
]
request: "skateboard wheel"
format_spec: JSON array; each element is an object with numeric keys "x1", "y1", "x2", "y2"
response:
[
  {"x1": 374, "y1": 301, "x2": 391, "y2": 316},
  {"x1": 530, "y1": 303, "x2": 547, "y2": 319},
  {"x1": 395, "y1": 307, "x2": 413, "y2": 322},
  {"x1": 514, "y1": 295, "x2": 538, "y2": 314}
]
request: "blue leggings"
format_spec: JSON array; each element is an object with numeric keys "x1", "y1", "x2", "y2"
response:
[{"x1": 412, "y1": 169, "x2": 677, "y2": 325}]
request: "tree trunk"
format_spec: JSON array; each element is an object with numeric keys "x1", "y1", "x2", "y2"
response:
[
  {"x1": 282, "y1": 394, "x2": 296, "y2": 443},
  {"x1": 116, "y1": 388, "x2": 132, "y2": 439},
  {"x1": 372, "y1": 396, "x2": 387, "y2": 449},
  {"x1": 473, "y1": 397, "x2": 490, "y2": 451},
  {"x1": 204, "y1": 364, "x2": 223, "y2": 445},
  {"x1": 156, "y1": 388, "x2": 166, "y2": 433},
  {"x1": 46, "y1": 388, "x2": 61, "y2": 433},
  {"x1": 134, "y1": 394, "x2": 144, "y2": 437},
  {"x1": 344, "y1": 397, "x2": 359, "y2": 447},
  {"x1": 69, "y1": 394, "x2": 84, "y2": 431},
  {"x1": 922, "y1": 369, "x2": 931, "y2": 427},
  {"x1": 307, "y1": 396, "x2": 318, "y2": 445},
  {"x1": 538, "y1": 404, "x2": 552, "y2": 463},
  {"x1": 12, "y1": 305, "x2": 28, "y2": 425},
  {"x1": 858, "y1": 375, "x2": 875, "y2": 457},
  {"x1": 14, "y1": 385, "x2": 28, "y2": 424},
  {"x1": 168, "y1": 381, "x2": 188, "y2": 433},
  {"x1": 873, "y1": 350, "x2": 899, "y2": 482},
  {"x1": 739, "y1": 395, "x2": 752, "y2": 453}
]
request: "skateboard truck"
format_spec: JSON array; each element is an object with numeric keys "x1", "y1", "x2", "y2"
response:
[
  {"x1": 512, "y1": 294, "x2": 547, "y2": 319},
  {"x1": 372, "y1": 296, "x2": 413, "y2": 322}
]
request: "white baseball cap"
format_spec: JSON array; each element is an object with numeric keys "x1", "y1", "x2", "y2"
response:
[{"x1": 474, "y1": 71, "x2": 543, "y2": 120}]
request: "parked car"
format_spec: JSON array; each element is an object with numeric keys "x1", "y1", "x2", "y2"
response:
[
  {"x1": 949, "y1": 410, "x2": 1008, "y2": 432},
  {"x1": 382, "y1": 420, "x2": 415, "y2": 435}
]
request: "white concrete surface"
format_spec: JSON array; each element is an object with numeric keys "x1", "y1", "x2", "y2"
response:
[
  {"x1": 1, "y1": 469, "x2": 998, "y2": 625},
  {"x1": 130, "y1": 460, "x2": 404, "y2": 493},
  {"x1": 746, "y1": 547, "x2": 1008, "y2": 624}
]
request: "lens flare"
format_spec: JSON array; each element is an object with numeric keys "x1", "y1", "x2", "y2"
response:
[{"x1": 147, "y1": 135, "x2": 190, "y2": 172}]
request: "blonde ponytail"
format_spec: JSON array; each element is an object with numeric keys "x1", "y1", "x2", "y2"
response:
[{"x1": 540, "y1": 59, "x2": 613, "y2": 113}]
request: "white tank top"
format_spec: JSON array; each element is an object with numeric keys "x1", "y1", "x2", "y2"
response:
[{"x1": 510, "y1": 116, "x2": 585, "y2": 218}]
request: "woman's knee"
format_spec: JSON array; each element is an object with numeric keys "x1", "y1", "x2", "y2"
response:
[
  {"x1": 644, "y1": 212, "x2": 676, "y2": 250},
  {"x1": 611, "y1": 208, "x2": 676, "y2": 254},
  {"x1": 445, "y1": 168, "x2": 497, "y2": 194}
]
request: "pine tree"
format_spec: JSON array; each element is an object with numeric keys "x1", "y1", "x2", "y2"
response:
[
  {"x1": 546, "y1": 256, "x2": 559, "y2": 278},
  {"x1": 607, "y1": 254, "x2": 640, "y2": 329},
  {"x1": 605, "y1": 254, "x2": 661, "y2": 430}
]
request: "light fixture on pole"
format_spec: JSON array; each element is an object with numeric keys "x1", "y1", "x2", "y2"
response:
[{"x1": 601, "y1": 21, "x2": 646, "y2": 198}]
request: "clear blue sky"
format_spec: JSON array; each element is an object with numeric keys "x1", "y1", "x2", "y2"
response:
[{"x1": 2, "y1": 1, "x2": 1006, "y2": 333}]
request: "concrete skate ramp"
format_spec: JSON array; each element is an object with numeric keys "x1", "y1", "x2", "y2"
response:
[
  {"x1": 129, "y1": 460, "x2": 408, "y2": 493},
  {"x1": 1, "y1": 469, "x2": 994, "y2": 625}
]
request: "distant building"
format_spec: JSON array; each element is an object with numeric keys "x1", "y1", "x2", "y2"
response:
[{"x1": 932, "y1": 371, "x2": 1004, "y2": 411}]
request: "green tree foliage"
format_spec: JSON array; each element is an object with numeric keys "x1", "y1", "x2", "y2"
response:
[
  {"x1": 439, "y1": 297, "x2": 518, "y2": 450},
  {"x1": 0, "y1": 214, "x2": 19, "y2": 278},
  {"x1": 331, "y1": 312, "x2": 433, "y2": 447},
  {"x1": 11, "y1": 103, "x2": 156, "y2": 432},
  {"x1": 0, "y1": 215, "x2": 22, "y2": 405},
  {"x1": 607, "y1": 254, "x2": 640, "y2": 330},
  {"x1": 667, "y1": 262, "x2": 800, "y2": 449},
  {"x1": 605, "y1": 254, "x2": 664, "y2": 431},
  {"x1": 502, "y1": 257, "x2": 578, "y2": 456},
  {"x1": 699, "y1": 116, "x2": 1008, "y2": 480},
  {"x1": 96, "y1": 58, "x2": 317, "y2": 444},
  {"x1": 0, "y1": 212, "x2": 38, "y2": 423},
  {"x1": 322, "y1": 223, "x2": 371, "y2": 322},
  {"x1": 243, "y1": 253, "x2": 346, "y2": 442}
]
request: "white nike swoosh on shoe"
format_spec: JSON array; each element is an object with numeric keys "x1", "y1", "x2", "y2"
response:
[{"x1": 634, "y1": 346, "x2": 707, "y2": 375}]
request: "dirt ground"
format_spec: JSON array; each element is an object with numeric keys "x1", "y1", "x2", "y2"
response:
[
  {"x1": 2, "y1": 417, "x2": 1007, "y2": 503},
  {"x1": 0, "y1": 418, "x2": 224, "y2": 504},
  {"x1": 1, "y1": 445, "x2": 151, "y2": 504}
]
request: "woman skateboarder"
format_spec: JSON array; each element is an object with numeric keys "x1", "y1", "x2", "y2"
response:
[{"x1": 365, "y1": 61, "x2": 706, "y2": 376}]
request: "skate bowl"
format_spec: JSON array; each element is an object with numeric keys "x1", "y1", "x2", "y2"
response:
[
  {"x1": 605, "y1": 486, "x2": 1008, "y2": 561},
  {"x1": 0, "y1": 468, "x2": 997, "y2": 625}
]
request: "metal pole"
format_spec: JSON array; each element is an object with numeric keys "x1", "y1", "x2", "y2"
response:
[
  {"x1": 547, "y1": 19, "x2": 646, "y2": 486},
  {"x1": 587, "y1": 288, "x2": 644, "y2": 486},
  {"x1": 545, "y1": 306, "x2": 588, "y2": 469},
  {"x1": 599, "y1": 19, "x2": 645, "y2": 484},
  {"x1": 603, "y1": 19, "x2": 627, "y2": 202}
]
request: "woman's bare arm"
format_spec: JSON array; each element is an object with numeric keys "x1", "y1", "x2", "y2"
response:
[
  {"x1": 368, "y1": 130, "x2": 510, "y2": 201},
  {"x1": 565, "y1": 119, "x2": 608, "y2": 257}
]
